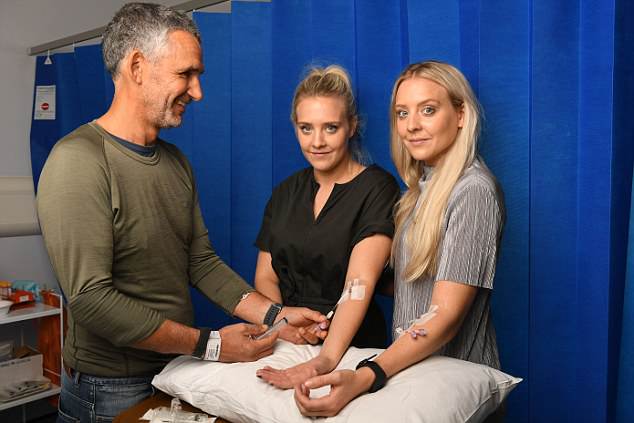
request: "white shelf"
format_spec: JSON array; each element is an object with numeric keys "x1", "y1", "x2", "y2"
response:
[
  {"x1": 0, "y1": 295, "x2": 63, "y2": 417},
  {"x1": 0, "y1": 384, "x2": 61, "y2": 411},
  {"x1": 0, "y1": 303, "x2": 61, "y2": 324}
]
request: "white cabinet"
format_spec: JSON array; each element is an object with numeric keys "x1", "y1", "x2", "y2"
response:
[{"x1": 0, "y1": 298, "x2": 63, "y2": 412}]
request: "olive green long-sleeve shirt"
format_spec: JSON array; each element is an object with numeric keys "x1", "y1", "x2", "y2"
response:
[{"x1": 37, "y1": 122, "x2": 253, "y2": 377}]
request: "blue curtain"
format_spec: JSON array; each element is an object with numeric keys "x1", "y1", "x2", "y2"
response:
[
  {"x1": 30, "y1": 1, "x2": 634, "y2": 421},
  {"x1": 617, "y1": 168, "x2": 634, "y2": 422}
]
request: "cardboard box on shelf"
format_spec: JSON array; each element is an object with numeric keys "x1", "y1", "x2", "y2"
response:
[{"x1": 0, "y1": 346, "x2": 43, "y2": 387}]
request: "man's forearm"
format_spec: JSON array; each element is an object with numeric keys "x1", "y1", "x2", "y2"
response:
[
  {"x1": 133, "y1": 292, "x2": 290, "y2": 355},
  {"x1": 133, "y1": 319, "x2": 199, "y2": 355}
]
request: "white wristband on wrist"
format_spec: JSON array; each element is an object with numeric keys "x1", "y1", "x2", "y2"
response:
[{"x1": 203, "y1": 331, "x2": 221, "y2": 361}]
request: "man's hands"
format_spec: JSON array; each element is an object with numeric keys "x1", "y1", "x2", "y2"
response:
[
  {"x1": 216, "y1": 305, "x2": 328, "y2": 363},
  {"x1": 217, "y1": 323, "x2": 278, "y2": 362},
  {"x1": 293, "y1": 368, "x2": 374, "y2": 417},
  {"x1": 278, "y1": 306, "x2": 329, "y2": 345},
  {"x1": 232, "y1": 290, "x2": 328, "y2": 345}
]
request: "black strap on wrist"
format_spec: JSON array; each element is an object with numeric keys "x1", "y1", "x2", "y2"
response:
[
  {"x1": 193, "y1": 327, "x2": 211, "y2": 359},
  {"x1": 356, "y1": 354, "x2": 387, "y2": 393},
  {"x1": 263, "y1": 303, "x2": 283, "y2": 326}
]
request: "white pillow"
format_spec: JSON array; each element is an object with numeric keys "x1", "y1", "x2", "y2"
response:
[{"x1": 152, "y1": 341, "x2": 521, "y2": 423}]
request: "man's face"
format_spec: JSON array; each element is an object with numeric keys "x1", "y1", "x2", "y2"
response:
[{"x1": 142, "y1": 30, "x2": 204, "y2": 129}]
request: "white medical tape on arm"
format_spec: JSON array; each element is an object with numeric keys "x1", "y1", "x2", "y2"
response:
[
  {"x1": 338, "y1": 278, "x2": 367, "y2": 304},
  {"x1": 395, "y1": 304, "x2": 439, "y2": 338},
  {"x1": 313, "y1": 279, "x2": 369, "y2": 333},
  {"x1": 350, "y1": 278, "x2": 366, "y2": 300}
]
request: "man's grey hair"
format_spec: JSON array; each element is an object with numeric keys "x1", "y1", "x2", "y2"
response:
[{"x1": 102, "y1": 2, "x2": 201, "y2": 78}]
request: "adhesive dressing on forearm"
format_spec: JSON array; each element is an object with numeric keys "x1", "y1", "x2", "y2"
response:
[
  {"x1": 395, "y1": 304, "x2": 439, "y2": 338},
  {"x1": 316, "y1": 279, "x2": 368, "y2": 333},
  {"x1": 334, "y1": 278, "x2": 367, "y2": 306}
]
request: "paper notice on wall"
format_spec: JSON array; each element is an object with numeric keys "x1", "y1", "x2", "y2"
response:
[{"x1": 33, "y1": 85, "x2": 56, "y2": 120}]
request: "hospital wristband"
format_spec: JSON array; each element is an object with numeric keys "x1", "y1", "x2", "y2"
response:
[
  {"x1": 203, "y1": 331, "x2": 222, "y2": 361},
  {"x1": 193, "y1": 328, "x2": 222, "y2": 361}
]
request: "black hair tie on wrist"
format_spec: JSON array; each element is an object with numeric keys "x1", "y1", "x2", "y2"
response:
[{"x1": 193, "y1": 327, "x2": 211, "y2": 359}]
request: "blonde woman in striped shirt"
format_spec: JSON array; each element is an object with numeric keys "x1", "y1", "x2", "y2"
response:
[{"x1": 294, "y1": 61, "x2": 506, "y2": 422}]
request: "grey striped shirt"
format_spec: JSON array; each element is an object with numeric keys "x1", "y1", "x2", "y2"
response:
[{"x1": 393, "y1": 157, "x2": 505, "y2": 369}]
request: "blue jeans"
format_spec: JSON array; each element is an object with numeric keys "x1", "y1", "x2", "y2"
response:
[{"x1": 57, "y1": 367, "x2": 154, "y2": 423}]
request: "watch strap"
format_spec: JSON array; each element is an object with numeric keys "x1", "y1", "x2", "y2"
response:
[
  {"x1": 263, "y1": 303, "x2": 283, "y2": 326},
  {"x1": 356, "y1": 355, "x2": 387, "y2": 393}
]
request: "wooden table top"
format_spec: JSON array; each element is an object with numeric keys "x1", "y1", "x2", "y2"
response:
[{"x1": 114, "y1": 391, "x2": 231, "y2": 423}]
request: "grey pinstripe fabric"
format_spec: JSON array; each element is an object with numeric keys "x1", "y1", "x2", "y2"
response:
[{"x1": 392, "y1": 157, "x2": 505, "y2": 369}]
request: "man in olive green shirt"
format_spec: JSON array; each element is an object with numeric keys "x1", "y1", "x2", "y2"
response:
[{"x1": 37, "y1": 4, "x2": 326, "y2": 422}]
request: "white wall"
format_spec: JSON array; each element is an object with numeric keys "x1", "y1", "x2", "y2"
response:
[
  {"x1": 0, "y1": 0, "x2": 131, "y2": 288},
  {"x1": 0, "y1": 0, "x2": 228, "y2": 288}
]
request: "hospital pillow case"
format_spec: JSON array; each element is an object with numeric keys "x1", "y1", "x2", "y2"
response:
[{"x1": 152, "y1": 341, "x2": 521, "y2": 423}]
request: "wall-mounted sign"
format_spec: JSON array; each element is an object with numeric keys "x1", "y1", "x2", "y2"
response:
[{"x1": 33, "y1": 85, "x2": 56, "y2": 120}]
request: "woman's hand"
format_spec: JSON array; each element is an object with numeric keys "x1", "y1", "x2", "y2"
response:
[
  {"x1": 277, "y1": 323, "x2": 329, "y2": 345},
  {"x1": 293, "y1": 368, "x2": 373, "y2": 417},
  {"x1": 277, "y1": 306, "x2": 329, "y2": 344},
  {"x1": 256, "y1": 355, "x2": 334, "y2": 389}
]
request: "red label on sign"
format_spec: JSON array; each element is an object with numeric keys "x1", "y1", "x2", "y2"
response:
[{"x1": 41, "y1": 103, "x2": 49, "y2": 110}]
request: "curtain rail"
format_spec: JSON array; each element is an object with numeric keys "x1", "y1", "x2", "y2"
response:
[{"x1": 28, "y1": 0, "x2": 230, "y2": 56}]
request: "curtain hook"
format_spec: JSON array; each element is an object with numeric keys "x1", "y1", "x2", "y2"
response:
[{"x1": 44, "y1": 49, "x2": 52, "y2": 65}]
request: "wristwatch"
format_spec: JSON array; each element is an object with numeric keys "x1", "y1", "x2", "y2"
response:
[
  {"x1": 356, "y1": 355, "x2": 387, "y2": 393},
  {"x1": 263, "y1": 303, "x2": 283, "y2": 327}
]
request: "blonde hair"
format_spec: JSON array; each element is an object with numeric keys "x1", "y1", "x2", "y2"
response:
[
  {"x1": 291, "y1": 65, "x2": 366, "y2": 164},
  {"x1": 390, "y1": 61, "x2": 481, "y2": 282}
]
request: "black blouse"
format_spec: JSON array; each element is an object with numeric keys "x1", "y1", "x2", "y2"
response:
[{"x1": 256, "y1": 165, "x2": 400, "y2": 347}]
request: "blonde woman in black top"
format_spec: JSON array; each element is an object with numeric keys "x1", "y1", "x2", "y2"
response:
[
  {"x1": 255, "y1": 65, "x2": 400, "y2": 388},
  {"x1": 294, "y1": 61, "x2": 505, "y2": 421}
]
